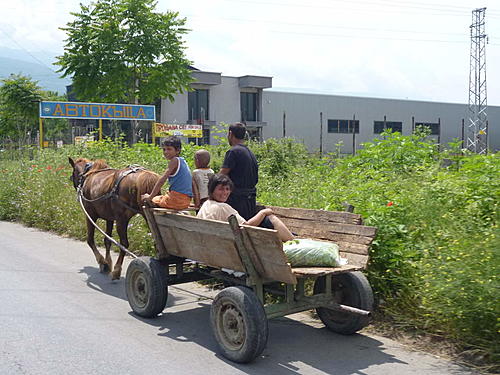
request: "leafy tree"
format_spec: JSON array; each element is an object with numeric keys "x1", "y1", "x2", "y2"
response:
[
  {"x1": 56, "y1": 0, "x2": 193, "y2": 143},
  {"x1": 0, "y1": 74, "x2": 42, "y2": 147}
]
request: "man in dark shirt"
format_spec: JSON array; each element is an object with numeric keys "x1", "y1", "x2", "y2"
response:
[{"x1": 219, "y1": 123, "x2": 258, "y2": 220}]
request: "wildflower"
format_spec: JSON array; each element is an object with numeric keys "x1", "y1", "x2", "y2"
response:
[
  {"x1": 387, "y1": 201, "x2": 394, "y2": 207},
  {"x1": 46, "y1": 166, "x2": 52, "y2": 170}
]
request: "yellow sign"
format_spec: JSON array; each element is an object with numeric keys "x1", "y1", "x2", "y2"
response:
[
  {"x1": 74, "y1": 135, "x2": 95, "y2": 145},
  {"x1": 154, "y1": 123, "x2": 203, "y2": 138}
]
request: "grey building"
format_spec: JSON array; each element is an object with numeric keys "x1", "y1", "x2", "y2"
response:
[
  {"x1": 160, "y1": 69, "x2": 271, "y2": 144},
  {"x1": 160, "y1": 69, "x2": 500, "y2": 152}
]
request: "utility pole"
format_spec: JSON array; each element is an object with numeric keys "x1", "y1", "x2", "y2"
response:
[{"x1": 467, "y1": 7, "x2": 488, "y2": 154}]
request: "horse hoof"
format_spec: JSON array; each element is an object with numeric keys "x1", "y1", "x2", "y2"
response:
[{"x1": 99, "y1": 263, "x2": 110, "y2": 273}]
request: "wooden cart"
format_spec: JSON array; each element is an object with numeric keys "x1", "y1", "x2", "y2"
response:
[{"x1": 125, "y1": 206, "x2": 377, "y2": 363}]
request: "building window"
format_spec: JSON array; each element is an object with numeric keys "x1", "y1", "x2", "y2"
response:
[
  {"x1": 328, "y1": 119, "x2": 359, "y2": 134},
  {"x1": 374, "y1": 121, "x2": 403, "y2": 134},
  {"x1": 241, "y1": 92, "x2": 258, "y2": 122},
  {"x1": 415, "y1": 122, "x2": 440, "y2": 135},
  {"x1": 246, "y1": 127, "x2": 262, "y2": 142},
  {"x1": 188, "y1": 89, "x2": 209, "y2": 122}
]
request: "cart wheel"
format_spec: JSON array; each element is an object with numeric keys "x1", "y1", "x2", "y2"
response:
[
  {"x1": 314, "y1": 271, "x2": 373, "y2": 334},
  {"x1": 210, "y1": 286, "x2": 268, "y2": 363},
  {"x1": 125, "y1": 256, "x2": 168, "y2": 318}
]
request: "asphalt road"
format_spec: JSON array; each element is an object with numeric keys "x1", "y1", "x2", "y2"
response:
[{"x1": 0, "y1": 221, "x2": 477, "y2": 375}]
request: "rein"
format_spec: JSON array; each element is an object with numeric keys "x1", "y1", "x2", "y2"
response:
[{"x1": 76, "y1": 192, "x2": 138, "y2": 259}]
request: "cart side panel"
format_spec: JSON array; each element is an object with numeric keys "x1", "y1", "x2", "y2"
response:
[
  {"x1": 242, "y1": 226, "x2": 297, "y2": 285},
  {"x1": 153, "y1": 212, "x2": 297, "y2": 285},
  {"x1": 154, "y1": 213, "x2": 246, "y2": 272},
  {"x1": 266, "y1": 206, "x2": 363, "y2": 224},
  {"x1": 268, "y1": 206, "x2": 377, "y2": 269}
]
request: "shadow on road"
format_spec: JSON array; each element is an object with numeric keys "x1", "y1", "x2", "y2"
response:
[
  {"x1": 129, "y1": 300, "x2": 407, "y2": 375},
  {"x1": 78, "y1": 266, "x2": 128, "y2": 301},
  {"x1": 79, "y1": 266, "x2": 407, "y2": 374},
  {"x1": 78, "y1": 265, "x2": 183, "y2": 307}
]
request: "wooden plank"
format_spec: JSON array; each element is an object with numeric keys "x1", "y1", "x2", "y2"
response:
[
  {"x1": 339, "y1": 252, "x2": 369, "y2": 268},
  {"x1": 155, "y1": 214, "x2": 246, "y2": 271},
  {"x1": 285, "y1": 224, "x2": 375, "y2": 246},
  {"x1": 143, "y1": 206, "x2": 169, "y2": 259},
  {"x1": 280, "y1": 217, "x2": 377, "y2": 237},
  {"x1": 153, "y1": 207, "x2": 197, "y2": 214},
  {"x1": 155, "y1": 213, "x2": 235, "y2": 241},
  {"x1": 228, "y1": 216, "x2": 261, "y2": 286},
  {"x1": 335, "y1": 241, "x2": 370, "y2": 255},
  {"x1": 243, "y1": 226, "x2": 297, "y2": 285},
  {"x1": 292, "y1": 264, "x2": 363, "y2": 277},
  {"x1": 267, "y1": 205, "x2": 362, "y2": 224},
  {"x1": 153, "y1": 213, "x2": 297, "y2": 282}
]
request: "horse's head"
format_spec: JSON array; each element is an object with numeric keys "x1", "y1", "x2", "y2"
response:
[{"x1": 68, "y1": 157, "x2": 92, "y2": 190}]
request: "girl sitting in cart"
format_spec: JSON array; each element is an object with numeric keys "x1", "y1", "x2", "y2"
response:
[{"x1": 197, "y1": 174, "x2": 294, "y2": 242}]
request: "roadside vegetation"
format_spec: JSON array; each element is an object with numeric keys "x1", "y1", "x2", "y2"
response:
[{"x1": 0, "y1": 129, "x2": 498, "y2": 372}]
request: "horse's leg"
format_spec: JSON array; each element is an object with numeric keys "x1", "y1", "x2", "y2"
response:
[
  {"x1": 86, "y1": 217, "x2": 107, "y2": 272},
  {"x1": 102, "y1": 220, "x2": 114, "y2": 273},
  {"x1": 110, "y1": 218, "x2": 130, "y2": 280}
]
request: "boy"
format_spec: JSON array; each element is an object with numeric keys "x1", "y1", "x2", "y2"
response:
[
  {"x1": 192, "y1": 149, "x2": 214, "y2": 209},
  {"x1": 141, "y1": 136, "x2": 192, "y2": 210}
]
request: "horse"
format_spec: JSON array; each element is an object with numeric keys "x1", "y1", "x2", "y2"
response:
[{"x1": 69, "y1": 157, "x2": 159, "y2": 280}]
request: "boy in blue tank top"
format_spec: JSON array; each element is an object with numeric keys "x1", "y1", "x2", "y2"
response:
[{"x1": 141, "y1": 136, "x2": 193, "y2": 210}]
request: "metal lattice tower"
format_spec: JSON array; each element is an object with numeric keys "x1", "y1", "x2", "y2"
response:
[{"x1": 467, "y1": 7, "x2": 488, "y2": 154}]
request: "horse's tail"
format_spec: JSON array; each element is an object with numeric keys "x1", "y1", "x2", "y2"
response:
[{"x1": 135, "y1": 170, "x2": 160, "y2": 205}]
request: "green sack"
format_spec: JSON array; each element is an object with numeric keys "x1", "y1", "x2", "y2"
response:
[{"x1": 283, "y1": 238, "x2": 342, "y2": 267}]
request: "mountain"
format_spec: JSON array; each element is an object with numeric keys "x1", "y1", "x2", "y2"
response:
[{"x1": 0, "y1": 47, "x2": 70, "y2": 94}]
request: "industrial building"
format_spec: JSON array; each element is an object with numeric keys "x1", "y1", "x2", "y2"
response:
[{"x1": 159, "y1": 68, "x2": 500, "y2": 153}]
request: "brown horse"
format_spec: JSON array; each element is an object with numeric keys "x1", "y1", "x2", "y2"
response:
[{"x1": 69, "y1": 157, "x2": 159, "y2": 280}]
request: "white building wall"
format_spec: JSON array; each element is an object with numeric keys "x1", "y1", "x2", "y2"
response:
[
  {"x1": 262, "y1": 91, "x2": 500, "y2": 153},
  {"x1": 159, "y1": 72, "x2": 499, "y2": 152}
]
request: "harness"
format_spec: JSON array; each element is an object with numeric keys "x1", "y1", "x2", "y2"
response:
[{"x1": 77, "y1": 164, "x2": 146, "y2": 214}]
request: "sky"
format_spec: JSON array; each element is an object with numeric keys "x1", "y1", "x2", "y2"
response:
[{"x1": 0, "y1": 0, "x2": 499, "y2": 105}]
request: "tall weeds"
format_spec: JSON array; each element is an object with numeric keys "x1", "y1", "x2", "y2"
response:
[{"x1": 0, "y1": 132, "x2": 498, "y2": 369}]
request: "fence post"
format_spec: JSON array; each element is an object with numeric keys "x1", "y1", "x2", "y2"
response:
[
  {"x1": 282, "y1": 111, "x2": 286, "y2": 138},
  {"x1": 319, "y1": 112, "x2": 323, "y2": 156}
]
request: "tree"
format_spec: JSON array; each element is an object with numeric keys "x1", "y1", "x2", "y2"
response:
[
  {"x1": 0, "y1": 74, "x2": 42, "y2": 147},
  {"x1": 56, "y1": 0, "x2": 193, "y2": 143}
]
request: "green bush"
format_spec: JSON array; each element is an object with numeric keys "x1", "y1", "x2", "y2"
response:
[{"x1": 0, "y1": 132, "x2": 498, "y2": 368}]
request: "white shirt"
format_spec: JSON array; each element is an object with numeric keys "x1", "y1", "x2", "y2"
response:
[
  {"x1": 197, "y1": 199, "x2": 246, "y2": 225},
  {"x1": 192, "y1": 168, "x2": 214, "y2": 200}
]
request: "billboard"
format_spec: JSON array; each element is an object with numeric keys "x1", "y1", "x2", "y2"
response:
[
  {"x1": 154, "y1": 123, "x2": 203, "y2": 138},
  {"x1": 39, "y1": 101, "x2": 156, "y2": 121}
]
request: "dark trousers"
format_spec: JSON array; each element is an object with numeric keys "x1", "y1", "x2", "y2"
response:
[{"x1": 227, "y1": 189, "x2": 256, "y2": 220}]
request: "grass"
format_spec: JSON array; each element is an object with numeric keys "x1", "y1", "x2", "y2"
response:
[{"x1": 0, "y1": 130, "x2": 498, "y2": 371}]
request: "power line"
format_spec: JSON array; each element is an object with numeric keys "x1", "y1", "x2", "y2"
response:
[
  {"x1": 186, "y1": 14, "x2": 469, "y2": 38},
  {"x1": 0, "y1": 26, "x2": 59, "y2": 73},
  {"x1": 222, "y1": 0, "x2": 500, "y2": 17}
]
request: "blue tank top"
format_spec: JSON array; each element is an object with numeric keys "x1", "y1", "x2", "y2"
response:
[{"x1": 168, "y1": 157, "x2": 192, "y2": 197}]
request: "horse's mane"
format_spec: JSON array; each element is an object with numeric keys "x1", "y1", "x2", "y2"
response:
[
  {"x1": 74, "y1": 158, "x2": 110, "y2": 175},
  {"x1": 89, "y1": 159, "x2": 109, "y2": 171}
]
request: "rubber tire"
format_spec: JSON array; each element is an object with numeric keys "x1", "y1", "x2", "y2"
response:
[
  {"x1": 125, "y1": 256, "x2": 168, "y2": 318},
  {"x1": 210, "y1": 286, "x2": 268, "y2": 363},
  {"x1": 314, "y1": 271, "x2": 373, "y2": 334}
]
